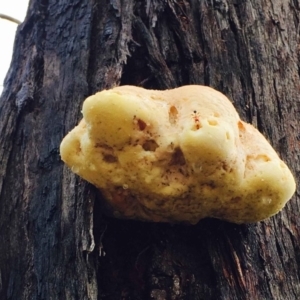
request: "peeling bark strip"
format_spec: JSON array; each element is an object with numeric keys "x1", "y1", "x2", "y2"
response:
[{"x1": 0, "y1": 0, "x2": 300, "y2": 299}]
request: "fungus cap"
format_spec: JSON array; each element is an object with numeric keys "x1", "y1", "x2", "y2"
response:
[{"x1": 60, "y1": 85, "x2": 296, "y2": 224}]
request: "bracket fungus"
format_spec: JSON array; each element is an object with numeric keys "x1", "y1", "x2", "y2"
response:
[{"x1": 60, "y1": 85, "x2": 296, "y2": 224}]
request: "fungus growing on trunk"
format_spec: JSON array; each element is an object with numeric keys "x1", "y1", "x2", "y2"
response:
[{"x1": 60, "y1": 85, "x2": 296, "y2": 224}]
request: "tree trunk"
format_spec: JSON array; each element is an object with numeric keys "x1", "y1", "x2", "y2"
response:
[{"x1": 1, "y1": 0, "x2": 299, "y2": 299}]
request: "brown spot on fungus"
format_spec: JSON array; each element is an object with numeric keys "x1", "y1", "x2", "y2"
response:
[
  {"x1": 170, "y1": 148, "x2": 186, "y2": 166},
  {"x1": 103, "y1": 154, "x2": 118, "y2": 163},
  {"x1": 137, "y1": 119, "x2": 147, "y2": 130},
  {"x1": 142, "y1": 140, "x2": 159, "y2": 152},
  {"x1": 169, "y1": 105, "x2": 178, "y2": 125}
]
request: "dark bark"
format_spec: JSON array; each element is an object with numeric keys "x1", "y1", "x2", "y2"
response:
[{"x1": 0, "y1": 0, "x2": 300, "y2": 299}]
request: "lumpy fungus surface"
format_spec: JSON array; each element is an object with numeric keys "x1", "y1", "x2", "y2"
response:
[{"x1": 60, "y1": 85, "x2": 296, "y2": 224}]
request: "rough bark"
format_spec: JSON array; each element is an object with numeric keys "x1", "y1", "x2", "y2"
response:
[{"x1": 0, "y1": 0, "x2": 299, "y2": 299}]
